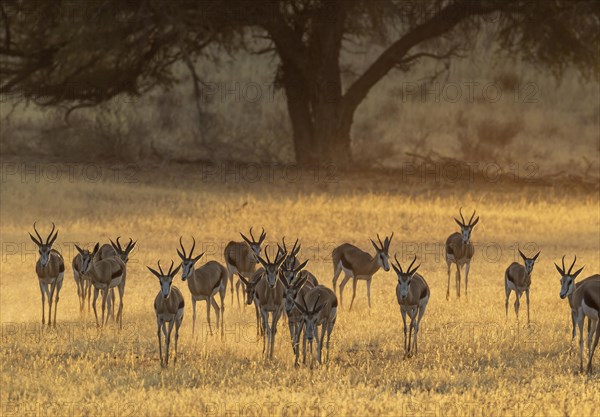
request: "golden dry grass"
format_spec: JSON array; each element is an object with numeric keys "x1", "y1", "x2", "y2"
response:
[{"x1": 1, "y1": 163, "x2": 599, "y2": 417}]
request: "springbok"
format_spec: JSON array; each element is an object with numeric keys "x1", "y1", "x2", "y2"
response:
[
  {"x1": 72, "y1": 242, "x2": 99, "y2": 313},
  {"x1": 239, "y1": 247, "x2": 286, "y2": 359},
  {"x1": 445, "y1": 208, "x2": 479, "y2": 300},
  {"x1": 294, "y1": 285, "x2": 338, "y2": 366},
  {"x1": 177, "y1": 237, "x2": 228, "y2": 337},
  {"x1": 504, "y1": 249, "x2": 540, "y2": 324},
  {"x1": 86, "y1": 248, "x2": 126, "y2": 328},
  {"x1": 29, "y1": 222, "x2": 64, "y2": 327},
  {"x1": 94, "y1": 237, "x2": 136, "y2": 323},
  {"x1": 331, "y1": 233, "x2": 393, "y2": 310},
  {"x1": 556, "y1": 256, "x2": 600, "y2": 373},
  {"x1": 148, "y1": 260, "x2": 183, "y2": 367},
  {"x1": 391, "y1": 255, "x2": 429, "y2": 358},
  {"x1": 279, "y1": 258, "x2": 313, "y2": 354},
  {"x1": 224, "y1": 227, "x2": 266, "y2": 307}
]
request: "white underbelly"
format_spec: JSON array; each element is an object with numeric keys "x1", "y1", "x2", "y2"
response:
[{"x1": 582, "y1": 300, "x2": 599, "y2": 320}]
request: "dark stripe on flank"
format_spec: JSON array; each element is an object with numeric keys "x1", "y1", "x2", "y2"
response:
[
  {"x1": 339, "y1": 253, "x2": 352, "y2": 270},
  {"x1": 583, "y1": 291, "x2": 599, "y2": 312},
  {"x1": 420, "y1": 286, "x2": 428, "y2": 299},
  {"x1": 332, "y1": 298, "x2": 338, "y2": 308},
  {"x1": 111, "y1": 268, "x2": 122, "y2": 279},
  {"x1": 179, "y1": 299, "x2": 185, "y2": 309},
  {"x1": 59, "y1": 263, "x2": 65, "y2": 273}
]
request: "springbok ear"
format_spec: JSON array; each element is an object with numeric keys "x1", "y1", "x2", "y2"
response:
[
  {"x1": 518, "y1": 249, "x2": 527, "y2": 262},
  {"x1": 533, "y1": 251, "x2": 541, "y2": 261},
  {"x1": 176, "y1": 249, "x2": 185, "y2": 260},
  {"x1": 257, "y1": 255, "x2": 268, "y2": 269},
  {"x1": 470, "y1": 217, "x2": 479, "y2": 227},
  {"x1": 554, "y1": 263, "x2": 564, "y2": 275},
  {"x1": 294, "y1": 274, "x2": 308, "y2": 289},
  {"x1": 410, "y1": 265, "x2": 421, "y2": 277},
  {"x1": 110, "y1": 239, "x2": 119, "y2": 251},
  {"x1": 239, "y1": 276, "x2": 250, "y2": 286},
  {"x1": 240, "y1": 233, "x2": 252, "y2": 245},
  {"x1": 295, "y1": 259, "x2": 309, "y2": 273},
  {"x1": 370, "y1": 239, "x2": 380, "y2": 252},
  {"x1": 278, "y1": 271, "x2": 290, "y2": 288},
  {"x1": 391, "y1": 263, "x2": 401, "y2": 276},
  {"x1": 93, "y1": 242, "x2": 100, "y2": 255},
  {"x1": 454, "y1": 218, "x2": 463, "y2": 228},
  {"x1": 126, "y1": 240, "x2": 137, "y2": 254},
  {"x1": 147, "y1": 266, "x2": 161, "y2": 279},
  {"x1": 192, "y1": 251, "x2": 205, "y2": 264},
  {"x1": 294, "y1": 301, "x2": 307, "y2": 315},
  {"x1": 29, "y1": 233, "x2": 41, "y2": 246},
  {"x1": 572, "y1": 266, "x2": 585, "y2": 279},
  {"x1": 171, "y1": 264, "x2": 182, "y2": 277},
  {"x1": 75, "y1": 244, "x2": 85, "y2": 256}
]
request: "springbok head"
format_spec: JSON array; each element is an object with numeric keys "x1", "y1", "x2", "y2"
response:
[
  {"x1": 176, "y1": 236, "x2": 205, "y2": 281},
  {"x1": 279, "y1": 262, "x2": 309, "y2": 313},
  {"x1": 370, "y1": 233, "x2": 394, "y2": 272},
  {"x1": 555, "y1": 255, "x2": 585, "y2": 299},
  {"x1": 109, "y1": 236, "x2": 137, "y2": 263},
  {"x1": 147, "y1": 260, "x2": 182, "y2": 299},
  {"x1": 29, "y1": 222, "x2": 59, "y2": 267},
  {"x1": 519, "y1": 249, "x2": 540, "y2": 275},
  {"x1": 75, "y1": 242, "x2": 100, "y2": 274},
  {"x1": 240, "y1": 227, "x2": 267, "y2": 264},
  {"x1": 256, "y1": 245, "x2": 287, "y2": 289},
  {"x1": 391, "y1": 254, "x2": 421, "y2": 300},
  {"x1": 295, "y1": 294, "x2": 324, "y2": 342},
  {"x1": 454, "y1": 208, "x2": 479, "y2": 244}
]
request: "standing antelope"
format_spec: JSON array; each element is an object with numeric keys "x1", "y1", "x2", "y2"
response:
[
  {"x1": 94, "y1": 237, "x2": 136, "y2": 324},
  {"x1": 72, "y1": 242, "x2": 99, "y2": 313},
  {"x1": 224, "y1": 227, "x2": 266, "y2": 307},
  {"x1": 391, "y1": 255, "x2": 429, "y2": 358},
  {"x1": 239, "y1": 247, "x2": 286, "y2": 359},
  {"x1": 445, "y1": 208, "x2": 479, "y2": 300},
  {"x1": 279, "y1": 258, "x2": 313, "y2": 354},
  {"x1": 177, "y1": 237, "x2": 228, "y2": 337},
  {"x1": 294, "y1": 285, "x2": 338, "y2": 366},
  {"x1": 29, "y1": 222, "x2": 64, "y2": 327},
  {"x1": 504, "y1": 249, "x2": 540, "y2": 324},
  {"x1": 86, "y1": 248, "x2": 126, "y2": 328},
  {"x1": 556, "y1": 256, "x2": 600, "y2": 373},
  {"x1": 148, "y1": 260, "x2": 184, "y2": 367},
  {"x1": 332, "y1": 233, "x2": 393, "y2": 310}
]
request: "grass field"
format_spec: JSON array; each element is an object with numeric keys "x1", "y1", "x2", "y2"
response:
[{"x1": 1, "y1": 162, "x2": 599, "y2": 417}]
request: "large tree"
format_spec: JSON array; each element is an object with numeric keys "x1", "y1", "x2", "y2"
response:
[{"x1": 1, "y1": 0, "x2": 598, "y2": 165}]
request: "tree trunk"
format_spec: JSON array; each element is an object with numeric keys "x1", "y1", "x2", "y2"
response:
[{"x1": 277, "y1": 1, "x2": 351, "y2": 167}]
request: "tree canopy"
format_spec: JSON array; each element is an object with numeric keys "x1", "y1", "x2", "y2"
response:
[{"x1": 2, "y1": 0, "x2": 598, "y2": 164}]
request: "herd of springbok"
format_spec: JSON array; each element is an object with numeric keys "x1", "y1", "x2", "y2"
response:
[{"x1": 28, "y1": 208, "x2": 599, "y2": 372}]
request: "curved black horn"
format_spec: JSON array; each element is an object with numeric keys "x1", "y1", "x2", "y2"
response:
[
  {"x1": 178, "y1": 236, "x2": 187, "y2": 258},
  {"x1": 249, "y1": 227, "x2": 256, "y2": 241},
  {"x1": 33, "y1": 221, "x2": 43, "y2": 243},
  {"x1": 157, "y1": 260, "x2": 164, "y2": 275},
  {"x1": 459, "y1": 207, "x2": 466, "y2": 225},
  {"x1": 376, "y1": 233, "x2": 384, "y2": 248},
  {"x1": 264, "y1": 245, "x2": 271, "y2": 264},
  {"x1": 312, "y1": 295, "x2": 321, "y2": 314},
  {"x1": 568, "y1": 255, "x2": 577, "y2": 275},
  {"x1": 407, "y1": 255, "x2": 417, "y2": 274},
  {"x1": 46, "y1": 222, "x2": 56, "y2": 244},
  {"x1": 468, "y1": 210, "x2": 476, "y2": 226},
  {"x1": 116, "y1": 236, "x2": 123, "y2": 251},
  {"x1": 168, "y1": 260, "x2": 175, "y2": 275},
  {"x1": 561, "y1": 255, "x2": 566, "y2": 274},
  {"x1": 394, "y1": 254, "x2": 403, "y2": 274},
  {"x1": 190, "y1": 236, "x2": 196, "y2": 257}
]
